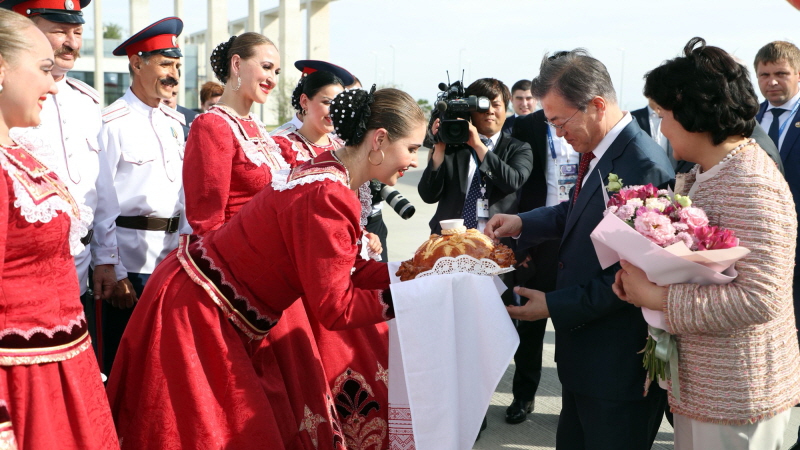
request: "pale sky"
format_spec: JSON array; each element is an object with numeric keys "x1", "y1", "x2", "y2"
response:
[{"x1": 84, "y1": 0, "x2": 799, "y2": 110}]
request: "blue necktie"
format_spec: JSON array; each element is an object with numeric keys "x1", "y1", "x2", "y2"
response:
[
  {"x1": 768, "y1": 108, "x2": 787, "y2": 149},
  {"x1": 463, "y1": 137, "x2": 492, "y2": 229}
]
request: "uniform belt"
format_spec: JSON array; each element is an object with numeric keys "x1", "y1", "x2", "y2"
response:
[
  {"x1": 116, "y1": 215, "x2": 181, "y2": 233},
  {"x1": 80, "y1": 229, "x2": 94, "y2": 246}
]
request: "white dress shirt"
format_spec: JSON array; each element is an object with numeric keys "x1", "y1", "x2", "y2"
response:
[
  {"x1": 760, "y1": 89, "x2": 800, "y2": 150},
  {"x1": 11, "y1": 77, "x2": 126, "y2": 294},
  {"x1": 647, "y1": 106, "x2": 670, "y2": 152},
  {"x1": 99, "y1": 88, "x2": 188, "y2": 274},
  {"x1": 544, "y1": 125, "x2": 580, "y2": 206},
  {"x1": 584, "y1": 112, "x2": 633, "y2": 187}
]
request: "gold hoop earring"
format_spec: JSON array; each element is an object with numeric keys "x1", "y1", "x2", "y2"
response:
[
  {"x1": 300, "y1": 108, "x2": 307, "y2": 116},
  {"x1": 0, "y1": 84, "x2": 3, "y2": 94},
  {"x1": 232, "y1": 76, "x2": 241, "y2": 91},
  {"x1": 368, "y1": 149, "x2": 384, "y2": 166}
]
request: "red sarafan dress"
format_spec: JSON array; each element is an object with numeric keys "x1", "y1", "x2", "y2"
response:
[
  {"x1": 275, "y1": 128, "x2": 391, "y2": 450},
  {"x1": 187, "y1": 112, "x2": 391, "y2": 450},
  {"x1": 107, "y1": 151, "x2": 393, "y2": 450},
  {"x1": 0, "y1": 142, "x2": 117, "y2": 450}
]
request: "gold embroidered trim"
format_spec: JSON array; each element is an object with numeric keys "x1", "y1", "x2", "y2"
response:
[{"x1": 0, "y1": 333, "x2": 90, "y2": 366}]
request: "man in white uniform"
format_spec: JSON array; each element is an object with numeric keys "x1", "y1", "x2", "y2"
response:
[
  {"x1": 99, "y1": 17, "x2": 189, "y2": 373},
  {"x1": 2, "y1": 0, "x2": 131, "y2": 364}
]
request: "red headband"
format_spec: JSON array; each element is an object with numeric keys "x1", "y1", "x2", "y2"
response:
[
  {"x1": 12, "y1": 0, "x2": 81, "y2": 14},
  {"x1": 124, "y1": 34, "x2": 179, "y2": 57}
]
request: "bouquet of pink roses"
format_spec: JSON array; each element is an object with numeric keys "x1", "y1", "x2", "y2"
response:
[
  {"x1": 590, "y1": 175, "x2": 749, "y2": 400},
  {"x1": 605, "y1": 183, "x2": 739, "y2": 255}
]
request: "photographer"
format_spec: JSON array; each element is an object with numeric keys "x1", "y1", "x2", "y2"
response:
[
  {"x1": 419, "y1": 78, "x2": 532, "y2": 234},
  {"x1": 418, "y1": 77, "x2": 532, "y2": 436}
]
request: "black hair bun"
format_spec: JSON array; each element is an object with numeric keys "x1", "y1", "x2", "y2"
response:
[
  {"x1": 331, "y1": 84, "x2": 376, "y2": 146},
  {"x1": 210, "y1": 35, "x2": 237, "y2": 83},
  {"x1": 291, "y1": 77, "x2": 307, "y2": 112}
]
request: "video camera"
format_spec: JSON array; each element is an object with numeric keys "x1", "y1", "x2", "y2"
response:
[{"x1": 429, "y1": 77, "x2": 490, "y2": 146}]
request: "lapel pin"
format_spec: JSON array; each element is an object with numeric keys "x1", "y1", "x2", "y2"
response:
[{"x1": 795, "y1": 122, "x2": 800, "y2": 128}]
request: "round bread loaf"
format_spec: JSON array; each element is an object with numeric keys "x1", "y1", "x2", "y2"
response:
[{"x1": 396, "y1": 228, "x2": 516, "y2": 281}]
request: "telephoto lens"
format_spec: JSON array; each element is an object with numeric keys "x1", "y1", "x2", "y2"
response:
[{"x1": 379, "y1": 185, "x2": 415, "y2": 219}]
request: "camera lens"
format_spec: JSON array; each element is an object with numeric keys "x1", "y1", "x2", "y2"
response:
[{"x1": 380, "y1": 185, "x2": 415, "y2": 219}]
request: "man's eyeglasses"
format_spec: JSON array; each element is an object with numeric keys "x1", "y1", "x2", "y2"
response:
[{"x1": 544, "y1": 108, "x2": 580, "y2": 131}]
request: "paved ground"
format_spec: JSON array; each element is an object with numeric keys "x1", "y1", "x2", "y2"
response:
[{"x1": 382, "y1": 148, "x2": 800, "y2": 449}]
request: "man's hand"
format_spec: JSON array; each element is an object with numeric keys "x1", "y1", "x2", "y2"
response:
[
  {"x1": 108, "y1": 278, "x2": 138, "y2": 309},
  {"x1": 429, "y1": 118, "x2": 446, "y2": 170},
  {"x1": 484, "y1": 214, "x2": 522, "y2": 241},
  {"x1": 92, "y1": 264, "x2": 118, "y2": 301},
  {"x1": 506, "y1": 287, "x2": 550, "y2": 321},
  {"x1": 612, "y1": 260, "x2": 667, "y2": 311},
  {"x1": 366, "y1": 232, "x2": 382, "y2": 256},
  {"x1": 464, "y1": 120, "x2": 488, "y2": 161}
]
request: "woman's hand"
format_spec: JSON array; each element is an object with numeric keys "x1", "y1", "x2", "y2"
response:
[
  {"x1": 366, "y1": 232, "x2": 382, "y2": 256},
  {"x1": 612, "y1": 260, "x2": 668, "y2": 311}
]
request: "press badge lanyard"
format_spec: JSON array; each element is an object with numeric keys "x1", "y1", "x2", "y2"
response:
[
  {"x1": 776, "y1": 99, "x2": 800, "y2": 139},
  {"x1": 469, "y1": 148, "x2": 487, "y2": 196},
  {"x1": 547, "y1": 126, "x2": 557, "y2": 161},
  {"x1": 470, "y1": 145, "x2": 489, "y2": 218}
]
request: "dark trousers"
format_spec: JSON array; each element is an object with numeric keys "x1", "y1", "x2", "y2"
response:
[
  {"x1": 556, "y1": 386, "x2": 666, "y2": 450},
  {"x1": 102, "y1": 272, "x2": 149, "y2": 374},
  {"x1": 80, "y1": 287, "x2": 99, "y2": 360},
  {"x1": 511, "y1": 317, "x2": 548, "y2": 402},
  {"x1": 365, "y1": 212, "x2": 389, "y2": 262}
]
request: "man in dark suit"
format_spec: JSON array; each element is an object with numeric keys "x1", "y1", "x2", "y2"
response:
[
  {"x1": 486, "y1": 50, "x2": 673, "y2": 450},
  {"x1": 503, "y1": 79, "x2": 536, "y2": 133},
  {"x1": 754, "y1": 40, "x2": 800, "y2": 450},
  {"x1": 504, "y1": 108, "x2": 577, "y2": 424}
]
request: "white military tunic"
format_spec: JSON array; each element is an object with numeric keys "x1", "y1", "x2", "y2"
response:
[
  {"x1": 100, "y1": 88, "x2": 188, "y2": 274},
  {"x1": 10, "y1": 77, "x2": 125, "y2": 295}
]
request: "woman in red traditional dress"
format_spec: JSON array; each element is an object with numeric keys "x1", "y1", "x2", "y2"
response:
[
  {"x1": 184, "y1": 34, "x2": 341, "y2": 448},
  {"x1": 183, "y1": 32, "x2": 298, "y2": 235},
  {"x1": 0, "y1": 10, "x2": 118, "y2": 450},
  {"x1": 107, "y1": 87, "x2": 426, "y2": 450}
]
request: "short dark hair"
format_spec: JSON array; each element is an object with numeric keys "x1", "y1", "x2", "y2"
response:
[
  {"x1": 200, "y1": 81, "x2": 224, "y2": 104},
  {"x1": 644, "y1": 37, "x2": 758, "y2": 146},
  {"x1": 754, "y1": 41, "x2": 800, "y2": 72},
  {"x1": 511, "y1": 79, "x2": 531, "y2": 93},
  {"x1": 530, "y1": 49, "x2": 617, "y2": 109},
  {"x1": 466, "y1": 78, "x2": 510, "y2": 105}
]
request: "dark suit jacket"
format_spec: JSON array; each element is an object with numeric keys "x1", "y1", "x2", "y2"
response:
[
  {"x1": 511, "y1": 110, "x2": 558, "y2": 293},
  {"x1": 418, "y1": 132, "x2": 533, "y2": 234},
  {"x1": 177, "y1": 105, "x2": 198, "y2": 140},
  {"x1": 516, "y1": 120, "x2": 674, "y2": 401},
  {"x1": 502, "y1": 115, "x2": 517, "y2": 134},
  {"x1": 758, "y1": 100, "x2": 800, "y2": 308}
]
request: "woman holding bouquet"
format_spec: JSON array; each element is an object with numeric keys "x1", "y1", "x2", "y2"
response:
[{"x1": 614, "y1": 37, "x2": 800, "y2": 449}]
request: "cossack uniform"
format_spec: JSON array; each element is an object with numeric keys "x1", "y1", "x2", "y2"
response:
[{"x1": 100, "y1": 90, "x2": 188, "y2": 274}]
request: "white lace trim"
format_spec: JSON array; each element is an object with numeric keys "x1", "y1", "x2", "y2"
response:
[
  {"x1": 0, "y1": 145, "x2": 93, "y2": 256},
  {"x1": 358, "y1": 182, "x2": 371, "y2": 227},
  {"x1": 0, "y1": 311, "x2": 85, "y2": 340},
  {"x1": 272, "y1": 173, "x2": 349, "y2": 192},
  {"x1": 415, "y1": 254, "x2": 515, "y2": 279},
  {"x1": 196, "y1": 237, "x2": 277, "y2": 325},
  {"x1": 210, "y1": 107, "x2": 291, "y2": 172}
]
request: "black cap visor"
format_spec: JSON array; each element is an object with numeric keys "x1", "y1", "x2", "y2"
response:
[{"x1": 27, "y1": 8, "x2": 84, "y2": 24}]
